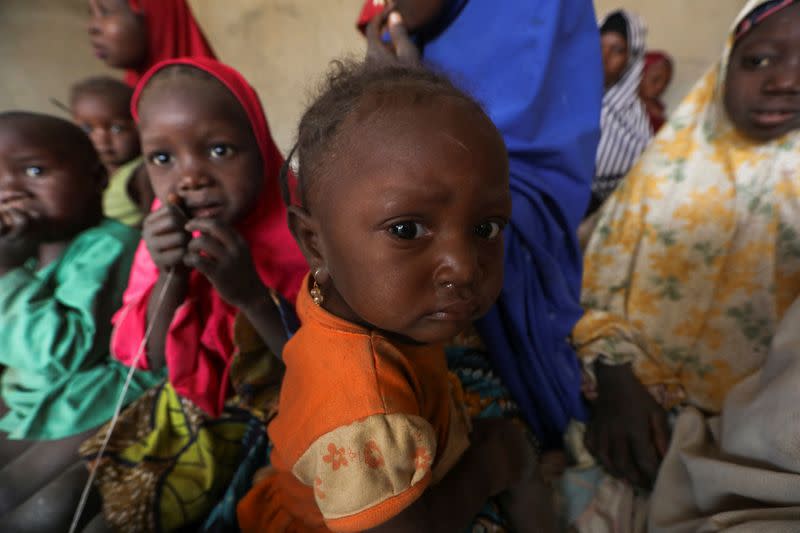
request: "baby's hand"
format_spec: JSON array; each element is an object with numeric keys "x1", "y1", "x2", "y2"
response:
[
  {"x1": 142, "y1": 204, "x2": 190, "y2": 272},
  {"x1": 0, "y1": 207, "x2": 38, "y2": 240},
  {"x1": 183, "y1": 218, "x2": 266, "y2": 309},
  {"x1": 500, "y1": 463, "x2": 558, "y2": 533},
  {"x1": 471, "y1": 418, "x2": 537, "y2": 495}
]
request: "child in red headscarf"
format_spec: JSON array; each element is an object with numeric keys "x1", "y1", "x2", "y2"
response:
[
  {"x1": 78, "y1": 57, "x2": 307, "y2": 533},
  {"x1": 87, "y1": 0, "x2": 216, "y2": 87},
  {"x1": 640, "y1": 51, "x2": 674, "y2": 132}
]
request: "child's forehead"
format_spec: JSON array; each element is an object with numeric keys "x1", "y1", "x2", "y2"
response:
[
  {"x1": 74, "y1": 90, "x2": 131, "y2": 116},
  {"x1": 311, "y1": 99, "x2": 505, "y2": 205},
  {"x1": 0, "y1": 119, "x2": 93, "y2": 165},
  {"x1": 139, "y1": 74, "x2": 248, "y2": 125},
  {"x1": 346, "y1": 93, "x2": 490, "y2": 141}
]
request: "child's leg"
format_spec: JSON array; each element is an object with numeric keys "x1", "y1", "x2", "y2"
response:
[
  {"x1": 0, "y1": 436, "x2": 33, "y2": 470},
  {"x1": 0, "y1": 428, "x2": 95, "y2": 516},
  {"x1": 0, "y1": 461, "x2": 102, "y2": 533},
  {"x1": 81, "y1": 512, "x2": 112, "y2": 533},
  {"x1": 0, "y1": 401, "x2": 32, "y2": 469}
]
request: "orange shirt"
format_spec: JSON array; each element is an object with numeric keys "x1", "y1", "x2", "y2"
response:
[{"x1": 238, "y1": 276, "x2": 470, "y2": 532}]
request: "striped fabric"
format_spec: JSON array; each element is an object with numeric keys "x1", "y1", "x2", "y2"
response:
[
  {"x1": 593, "y1": 10, "x2": 653, "y2": 203},
  {"x1": 734, "y1": 0, "x2": 797, "y2": 41}
]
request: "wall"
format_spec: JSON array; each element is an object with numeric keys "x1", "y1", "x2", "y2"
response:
[
  {"x1": 0, "y1": 0, "x2": 115, "y2": 115},
  {"x1": 0, "y1": 0, "x2": 365, "y2": 152},
  {"x1": 594, "y1": 0, "x2": 749, "y2": 111},
  {"x1": 191, "y1": 0, "x2": 365, "y2": 151},
  {"x1": 0, "y1": 1, "x2": 754, "y2": 151}
]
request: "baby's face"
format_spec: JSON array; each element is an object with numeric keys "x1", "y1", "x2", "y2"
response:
[
  {"x1": 0, "y1": 126, "x2": 103, "y2": 241},
  {"x1": 137, "y1": 75, "x2": 263, "y2": 225},
  {"x1": 640, "y1": 60, "x2": 672, "y2": 101},
  {"x1": 73, "y1": 93, "x2": 140, "y2": 172},
  {"x1": 311, "y1": 98, "x2": 510, "y2": 344},
  {"x1": 725, "y1": 2, "x2": 800, "y2": 142}
]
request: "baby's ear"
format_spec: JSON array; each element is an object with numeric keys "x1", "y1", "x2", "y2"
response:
[{"x1": 287, "y1": 206, "x2": 327, "y2": 277}]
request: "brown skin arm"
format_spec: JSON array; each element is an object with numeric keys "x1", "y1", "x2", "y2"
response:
[
  {"x1": 365, "y1": 7, "x2": 420, "y2": 66},
  {"x1": 145, "y1": 269, "x2": 189, "y2": 371},
  {"x1": 367, "y1": 418, "x2": 537, "y2": 532},
  {"x1": 141, "y1": 204, "x2": 191, "y2": 371},
  {"x1": 184, "y1": 218, "x2": 288, "y2": 357},
  {"x1": 235, "y1": 289, "x2": 288, "y2": 358}
]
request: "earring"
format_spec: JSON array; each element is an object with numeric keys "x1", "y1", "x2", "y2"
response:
[{"x1": 310, "y1": 269, "x2": 324, "y2": 306}]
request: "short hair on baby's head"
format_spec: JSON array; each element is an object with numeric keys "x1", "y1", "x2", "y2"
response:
[
  {"x1": 282, "y1": 60, "x2": 492, "y2": 209},
  {"x1": 0, "y1": 111, "x2": 101, "y2": 171},
  {"x1": 135, "y1": 64, "x2": 225, "y2": 111},
  {"x1": 69, "y1": 76, "x2": 134, "y2": 117}
]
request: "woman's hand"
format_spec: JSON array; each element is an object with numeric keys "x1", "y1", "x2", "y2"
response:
[
  {"x1": 142, "y1": 204, "x2": 190, "y2": 273},
  {"x1": 365, "y1": 8, "x2": 420, "y2": 66},
  {"x1": 585, "y1": 363, "x2": 670, "y2": 489},
  {"x1": 183, "y1": 218, "x2": 267, "y2": 310}
]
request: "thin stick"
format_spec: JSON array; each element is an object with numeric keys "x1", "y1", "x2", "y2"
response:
[
  {"x1": 49, "y1": 97, "x2": 72, "y2": 115},
  {"x1": 68, "y1": 269, "x2": 176, "y2": 533}
]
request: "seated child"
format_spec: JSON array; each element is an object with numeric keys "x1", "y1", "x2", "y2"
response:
[
  {"x1": 87, "y1": 0, "x2": 216, "y2": 87},
  {"x1": 79, "y1": 57, "x2": 308, "y2": 532},
  {"x1": 70, "y1": 76, "x2": 153, "y2": 226},
  {"x1": 0, "y1": 112, "x2": 159, "y2": 530},
  {"x1": 639, "y1": 51, "x2": 673, "y2": 133},
  {"x1": 237, "y1": 62, "x2": 555, "y2": 533}
]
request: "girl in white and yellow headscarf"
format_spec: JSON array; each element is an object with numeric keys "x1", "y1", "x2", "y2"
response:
[{"x1": 567, "y1": 0, "x2": 800, "y2": 530}]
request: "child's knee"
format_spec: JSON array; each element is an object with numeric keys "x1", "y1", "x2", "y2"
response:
[{"x1": 0, "y1": 462, "x2": 97, "y2": 532}]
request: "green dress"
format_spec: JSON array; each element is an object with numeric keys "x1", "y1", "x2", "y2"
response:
[
  {"x1": 103, "y1": 156, "x2": 144, "y2": 227},
  {"x1": 0, "y1": 219, "x2": 161, "y2": 440}
]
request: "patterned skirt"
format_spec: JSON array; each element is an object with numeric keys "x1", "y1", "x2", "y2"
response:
[
  {"x1": 80, "y1": 315, "x2": 282, "y2": 533},
  {"x1": 79, "y1": 382, "x2": 259, "y2": 532},
  {"x1": 81, "y1": 329, "x2": 531, "y2": 532}
]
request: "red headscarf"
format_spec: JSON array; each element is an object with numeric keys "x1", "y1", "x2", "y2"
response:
[
  {"x1": 643, "y1": 51, "x2": 673, "y2": 132},
  {"x1": 356, "y1": 0, "x2": 385, "y2": 33},
  {"x1": 644, "y1": 50, "x2": 673, "y2": 72},
  {"x1": 124, "y1": 0, "x2": 216, "y2": 87},
  {"x1": 113, "y1": 58, "x2": 308, "y2": 417}
]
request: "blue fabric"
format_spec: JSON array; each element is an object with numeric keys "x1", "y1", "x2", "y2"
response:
[{"x1": 420, "y1": 0, "x2": 603, "y2": 447}]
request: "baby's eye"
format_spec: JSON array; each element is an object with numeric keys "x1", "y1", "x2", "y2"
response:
[
  {"x1": 79, "y1": 124, "x2": 93, "y2": 135},
  {"x1": 109, "y1": 124, "x2": 125, "y2": 134},
  {"x1": 209, "y1": 144, "x2": 235, "y2": 159},
  {"x1": 388, "y1": 221, "x2": 427, "y2": 240},
  {"x1": 24, "y1": 166, "x2": 44, "y2": 178},
  {"x1": 148, "y1": 152, "x2": 172, "y2": 166},
  {"x1": 474, "y1": 220, "x2": 505, "y2": 240},
  {"x1": 744, "y1": 55, "x2": 773, "y2": 69}
]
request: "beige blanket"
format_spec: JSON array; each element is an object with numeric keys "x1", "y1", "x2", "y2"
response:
[{"x1": 649, "y1": 297, "x2": 800, "y2": 532}]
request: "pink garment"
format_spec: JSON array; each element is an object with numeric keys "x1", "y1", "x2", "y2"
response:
[{"x1": 112, "y1": 58, "x2": 308, "y2": 417}]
